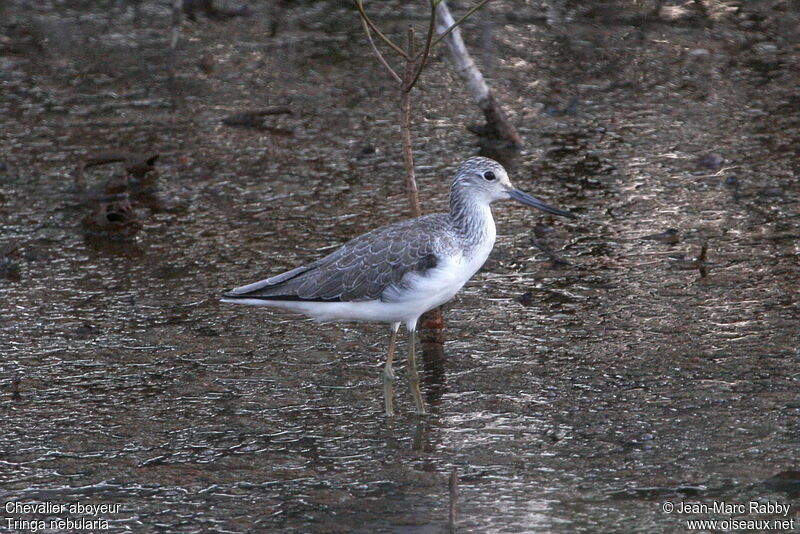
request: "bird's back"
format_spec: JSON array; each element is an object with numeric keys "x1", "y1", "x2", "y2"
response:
[{"x1": 224, "y1": 213, "x2": 456, "y2": 303}]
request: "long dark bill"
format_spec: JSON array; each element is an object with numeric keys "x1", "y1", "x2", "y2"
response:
[{"x1": 509, "y1": 189, "x2": 577, "y2": 219}]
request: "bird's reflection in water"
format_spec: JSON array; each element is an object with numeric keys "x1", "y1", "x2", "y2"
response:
[{"x1": 421, "y1": 339, "x2": 448, "y2": 410}]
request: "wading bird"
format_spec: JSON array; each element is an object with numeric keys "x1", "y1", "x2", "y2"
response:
[{"x1": 223, "y1": 157, "x2": 575, "y2": 415}]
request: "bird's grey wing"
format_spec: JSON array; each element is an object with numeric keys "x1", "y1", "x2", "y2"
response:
[
  {"x1": 225, "y1": 216, "x2": 444, "y2": 302},
  {"x1": 225, "y1": 263, "x2": 316, "y2": 296}
]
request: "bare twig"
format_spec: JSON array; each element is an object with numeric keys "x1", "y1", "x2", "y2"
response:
[
  {"x1": 448, "y1": 468, "x2": 459, "y2": 532},
  {"x1": 167, "y1": 0, "x2": 184, "y2": 110},
  {"x1": 430, "y1": 0, "x2": 492, "y2": 49},
  {"x1": 354, "y1": 0, "x2": 409, "y2": 59},
  {"x1": 401, "y1": 26, "x2": 421, "y2": 216},
  {"x1": 405, "y1": 1, "x2": 438, "y2": 91},
  {"x1": 74, "y1": 151, "x2": 159, "y2": 186},
  {"x1": 435, "y1": 0, "x2": 521, "y2": 146},
  {"x1": 168, "y1": 0, "x2": 182, "y2": 79},
  {"x1": 361, "y1": 16, "x2": 402, "y2": 84}
]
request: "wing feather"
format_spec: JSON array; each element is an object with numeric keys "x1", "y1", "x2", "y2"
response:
[{"x1": 223, "y1": 214, "x2": 450, "y2": 302}]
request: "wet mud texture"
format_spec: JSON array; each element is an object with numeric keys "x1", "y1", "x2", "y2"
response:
[{"x1": 1, "y1": 1, "x2": 799, "y2": 533}]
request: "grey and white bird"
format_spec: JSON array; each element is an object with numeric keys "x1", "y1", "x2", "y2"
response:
[{"x1": 222, "y1": 157, "x2": 575, "y2": 416}]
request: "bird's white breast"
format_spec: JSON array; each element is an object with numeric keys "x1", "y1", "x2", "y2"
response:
[{"x1": 388, "y1": 205, "x2": 497, "y2": 317}]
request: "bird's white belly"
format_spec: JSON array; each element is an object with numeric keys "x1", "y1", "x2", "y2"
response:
[
  {"x1": 382, "y1": 234, "x2": 496, "y2": 321},
  {"x1": 402, "y1": 250, "x2": 488, "y2": 307}
]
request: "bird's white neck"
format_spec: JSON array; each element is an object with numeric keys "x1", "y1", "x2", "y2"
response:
[{"x1": 450, "y1": 188, "x2": 497, "y2": 251}]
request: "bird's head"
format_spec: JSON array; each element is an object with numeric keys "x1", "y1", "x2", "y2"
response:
[{"x1": 453, "y1": 156, "x2": 576, "y2": 218}]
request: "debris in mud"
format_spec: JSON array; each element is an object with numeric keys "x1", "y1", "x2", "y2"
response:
[
  {"x1": 126, "y1": 156, "x2": 160, "y2": 184},
  {"x1": 72, "y1": 151, "x2": 169, "y2": 240},
  {"x1": 668, "y1": 242, "x2": 708, "y2": 277},
  {"x1": 221, "y1": 107, "x2": 293, "y2": 135},
  {"x1": 640, "y1": 228, "x2": 680, "y2": 245},
  {"x1": 517, "y1": 291, "x2": 535, "y2": 307},
  {"x1": 74, "y1": 151, "x2": 160, "y2": 190},
  {"x1": 760, "y1": 471, "x2": 800, "y2": 498},
  {"x1": 698, "y1": 153, "x2": 724, "y2": 172},
  {"x1": 8, "y1": 376, "x2": 22, "y2": 401},
  {"x1": 197, "y1": 51, "x2": 215, "y2": 75},
  {"x1": 0, "y1": 243, "x2": 21, "y2": 281},
  {"x1": 183, "y1": 0, "x2": 253, "y2": 22},
  {"x1": 82, "y1": 197, "x2": 143, "y2": 240}
]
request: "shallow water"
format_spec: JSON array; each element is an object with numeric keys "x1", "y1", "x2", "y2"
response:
[{"x1": 1, "y1": 1, "x2": 798, "y2": 533}]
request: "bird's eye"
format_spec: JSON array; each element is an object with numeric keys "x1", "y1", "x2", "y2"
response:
[{"x1": 483, "y1": 171, "x2": 496, "y2": 181}]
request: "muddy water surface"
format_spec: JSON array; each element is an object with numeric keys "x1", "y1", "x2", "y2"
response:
[{"x1": 1, "y1": 1, "x2": 798, "y2": 533}]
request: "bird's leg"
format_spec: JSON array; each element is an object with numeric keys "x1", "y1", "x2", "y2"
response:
[
  {"x1": 383, "y1": 323, "x2": 400, "y2": 416},
  {"x1": 406, "y1": 328, "x2": 426, "y2": 414}
]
